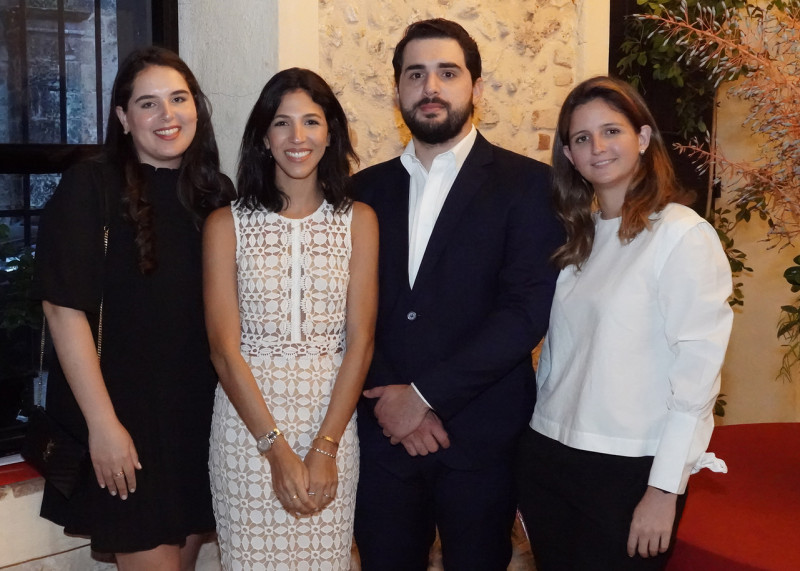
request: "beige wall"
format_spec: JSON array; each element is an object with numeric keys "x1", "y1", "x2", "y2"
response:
[
  {"x1": 715, "y1": 88, "x2": 800, "y2": 424},
  {"x1": 178, "y1": 0, "x2": 280, "y2": 177}
]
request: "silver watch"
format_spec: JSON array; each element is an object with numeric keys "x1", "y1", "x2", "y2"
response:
[{"x1": 256, "y1": 428, "x2": 282, "y2": 454}]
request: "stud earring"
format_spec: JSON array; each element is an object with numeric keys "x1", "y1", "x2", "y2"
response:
[{"x1": 639, "y1": 148, "x2": 646, "y2": 156}]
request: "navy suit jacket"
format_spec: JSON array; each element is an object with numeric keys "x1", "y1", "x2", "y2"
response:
[{"x1": 354, "y1": 132, "x2": 564, "y2": 475}]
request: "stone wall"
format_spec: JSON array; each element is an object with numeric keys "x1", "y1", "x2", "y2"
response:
[{"x1": 318, "y1": 0, "x2": 584, "y2": 168}]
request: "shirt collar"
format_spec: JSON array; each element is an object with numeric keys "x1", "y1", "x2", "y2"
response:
[{"x1": 400, "y1": 125, "x2": 478, "y2": 174}]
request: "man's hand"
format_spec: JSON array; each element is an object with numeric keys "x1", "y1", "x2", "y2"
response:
[
  {"x1": 391, "y1": 410, "x2": 450, "y2": 456},
  {"x1": 363, "y1": 384, "x2": 429, "y2": 440}
]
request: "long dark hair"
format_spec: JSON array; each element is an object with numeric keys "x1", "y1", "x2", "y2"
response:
[
  {"x1": 237, "y1": 68, "x2": 358, "y2": 213},
  {"x1": 106, "y1": 46, "x2": 234, "y2": 274},
  {"x1": 552, "y1": 76, "x2": 688, "y2": 269}
]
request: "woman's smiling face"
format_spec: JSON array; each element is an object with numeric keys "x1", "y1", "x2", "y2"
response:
[
  {"x1": 115, "y1": 65, "x2": 198, "y2": 169},
  {"x1": 264, "y1": 89, "x2": 330, "y2": 190},
  {"x1": 563, "y1": 98, "x2": 651, "y2": 200}
]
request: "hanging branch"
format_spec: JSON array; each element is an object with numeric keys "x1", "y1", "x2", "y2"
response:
[
  {"x1": 639, "y1": 3, "x2": 800, "y2": 244},
  {"x1": 639, "y1": 2, "x2": 800, "y2": 381}
]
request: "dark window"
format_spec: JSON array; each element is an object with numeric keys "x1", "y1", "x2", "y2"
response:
[{"x1": 0, "y1": 0, "x2": 178, "y2": 458}]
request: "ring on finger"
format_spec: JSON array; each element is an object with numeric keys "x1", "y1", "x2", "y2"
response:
[
  {"x1": 291, "y1": 494, "x2": 299, "y2": 500},
  {"x1": 307, "y1": 491, "x2": 316, "y2": 496},
  {"x1": 113, "y1": 471, "x2": 125, "y2": 478}
]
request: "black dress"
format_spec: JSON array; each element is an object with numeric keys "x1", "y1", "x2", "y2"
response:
[{"x1": 31, "y1": 160, "x2": 219, "y2": 553}]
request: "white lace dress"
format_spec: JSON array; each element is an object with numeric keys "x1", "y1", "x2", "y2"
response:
[{"x1": 209, "y1": 200, "x2": 358, "y2": 571}]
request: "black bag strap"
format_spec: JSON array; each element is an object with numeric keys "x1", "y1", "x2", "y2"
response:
[{"x1": 93, "y1": 164, "x2": 110, "y2": 359}]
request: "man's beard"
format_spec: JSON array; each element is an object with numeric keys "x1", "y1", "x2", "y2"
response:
[{"x1": 401, "y1": 97, "x2": 473, "y2": 145}]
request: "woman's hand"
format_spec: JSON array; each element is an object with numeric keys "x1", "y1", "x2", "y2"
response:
[
  {"x1": 627, "y1": 485, "x2": 678, "y2": 558},
  {"x1": 43, "y1": 301, "x2": 143, "y2": 500},
  {"x1": 87, "y1": 418, "x2": 141, "y2": 500},
  {"x1": 266, "y1": 439, "x2": 315, "y2": 516},
  {"x1": 303, "y1": 440, "x2": 339, "y2": 512}
]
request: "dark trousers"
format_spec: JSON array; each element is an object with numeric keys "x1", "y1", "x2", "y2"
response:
[
  {"x1": 355, "y1": 453, "x2": 517, "y2": 571},
  {"x1": 516, "y1": 428, "x2": 687, "y2": 571}
]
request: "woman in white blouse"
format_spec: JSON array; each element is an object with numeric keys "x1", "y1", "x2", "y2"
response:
[{"x1": 517, "y1": 76, "x2": 733, "y2": 570}]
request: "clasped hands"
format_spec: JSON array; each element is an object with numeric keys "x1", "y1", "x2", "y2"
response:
[
  {"x1": 362, "y1": 384, "x2": 450, "y2": 456},
  {"x1": 267, "y1": 439, "x2": 338, "y2": 517}
]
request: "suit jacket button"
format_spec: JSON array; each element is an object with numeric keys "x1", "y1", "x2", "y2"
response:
[{"x1": 407, "y1": 311, "x2": 417, "y2": 321}]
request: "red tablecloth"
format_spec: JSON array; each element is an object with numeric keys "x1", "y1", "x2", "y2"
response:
[{"x1": 666, "y1": 423, "x2": 800, "y2": 571}]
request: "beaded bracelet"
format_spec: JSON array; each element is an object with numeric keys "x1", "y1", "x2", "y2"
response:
[{"x1": 311, "y1": 447, "x2": 336, "y2": 459}]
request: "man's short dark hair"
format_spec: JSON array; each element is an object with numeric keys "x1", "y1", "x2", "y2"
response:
[{"x1": 392, "y1": 18, "x2": 482, "y2": 85}]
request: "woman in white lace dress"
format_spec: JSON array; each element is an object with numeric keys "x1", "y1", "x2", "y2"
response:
[{"x1": 203, "y1": 68, "x2": 378, "y2": 570}]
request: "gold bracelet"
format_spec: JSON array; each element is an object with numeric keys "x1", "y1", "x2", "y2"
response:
[
  {"x1": 314, "y1": 435, "x2": 340, "y2": 448},
  {"x1": 311, "y1": 447, "x2": 336, "y2": 459}
]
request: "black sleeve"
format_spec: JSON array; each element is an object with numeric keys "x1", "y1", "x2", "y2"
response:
[{"x1": 31, "y1": 162, "x2": 107, "y2": 313}]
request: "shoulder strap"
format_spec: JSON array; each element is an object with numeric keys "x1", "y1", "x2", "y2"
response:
[
  {"x1": 89, "y1": 164, "x2": 110, "y2": 359},
  {"x1": 33, "y1": 319, "x2": 47, "y2": 408}
]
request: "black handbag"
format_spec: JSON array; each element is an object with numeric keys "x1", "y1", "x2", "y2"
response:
[
  {"x1": 21, "y1": 404, "x2": 88, "y2": 498},
  {"x1": 21, "y1": 318, "x2": 93, "y2": 499},
  {"x1": 21, "y1": 174, "x2": 110, "y2": 498}
]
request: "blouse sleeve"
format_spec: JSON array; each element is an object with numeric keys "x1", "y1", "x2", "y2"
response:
[
  {"x1": 648, "y1": 221, "x2": 734, "y2": 494},
  {"x1": 31, "y1": 162, "x2": 107, "y2": 313}
]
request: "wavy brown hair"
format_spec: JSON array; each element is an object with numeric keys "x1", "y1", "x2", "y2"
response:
[
  {"x1": 106, "y1": 47, "x2": 234, "y2": 274},
  {"x1": 551, "y1": 76, "x2": 689, "y2": 269}
]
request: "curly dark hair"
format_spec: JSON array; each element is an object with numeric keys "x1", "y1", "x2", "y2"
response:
[
  {"x1": 551, "y1": 76, "x2": 690, "y2": 269},
  {"x1": 237, "y1": 68, "x2": 358, "y2": 213},
  {"x1": 106, "y1": 46, "x2": 234, "y2": 274},
  {"x1": 392, "y1": 18, "x2": 482, "y2": 85}
]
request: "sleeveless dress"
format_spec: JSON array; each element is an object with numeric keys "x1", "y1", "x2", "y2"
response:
[{"x1": 209, "y1": 200, "x2": 359, "y2": 571}]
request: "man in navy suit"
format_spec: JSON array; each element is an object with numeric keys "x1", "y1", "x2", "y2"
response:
[{"x1": 353, "y1": 19, "x2": 564, "y2": 570}]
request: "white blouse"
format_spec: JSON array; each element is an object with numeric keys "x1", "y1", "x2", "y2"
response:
[{"x1": 531, "y1": 203, "x2": 733, "y2": 494}]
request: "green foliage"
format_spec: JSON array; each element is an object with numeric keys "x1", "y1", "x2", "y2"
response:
[
  {"x1": 714, "y1": 393, "x2": 727, "y2": 417},
  {"x1": 783, "y1": 255, "x2": 800, "y2": 294},
  {"x1": 710, "y1": 207, "x2": 753, "y2": 307},
  {"x1": 0, "y1": 222, "x2": 40, "y2": 333},
  {"x1": 778, "y1": 255, "x2": 800, "y2": 382},
  {"x1": 618, "y1": 0, "x2": 748, "y2": 139}
]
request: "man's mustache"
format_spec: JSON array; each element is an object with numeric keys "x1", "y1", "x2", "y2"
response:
[{"x1": 415, "y1": 97, "x2": 449, "y2": 110}]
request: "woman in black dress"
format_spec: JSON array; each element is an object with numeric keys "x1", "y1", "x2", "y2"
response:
[{"x1": 32, "y1": 47, "x2": 234, "y2": 569}]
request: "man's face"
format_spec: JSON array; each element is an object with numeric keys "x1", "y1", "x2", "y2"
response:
[{"x1": 396, "y1": 38, "x2": 483, "y2": 145}]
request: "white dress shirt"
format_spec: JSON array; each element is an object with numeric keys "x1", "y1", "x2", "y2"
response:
[
  {"x1": 401, "y1": 126, "x2": 477, "y2": 288},
  {"x1": 401, "y1": 126, "x2": 477, "y2": 408},
  {"x1": 531, "y1": 203, "x2": 733, "y2": 494}
]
